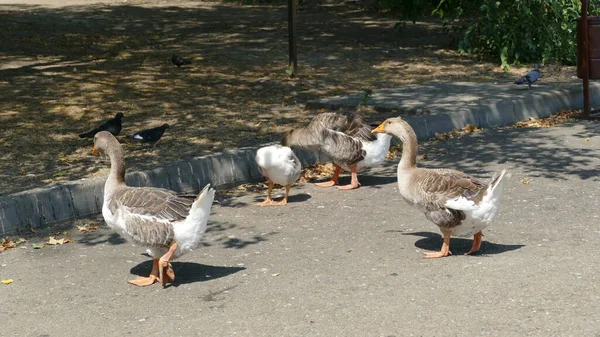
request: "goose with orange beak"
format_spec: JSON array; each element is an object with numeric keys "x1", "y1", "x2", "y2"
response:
[
  {"x1": 372, "y1": 118, "x2": 507, "y2": 258},
  {"x1": 92, "y1": 131, "x2": 215, "y2": 287}
]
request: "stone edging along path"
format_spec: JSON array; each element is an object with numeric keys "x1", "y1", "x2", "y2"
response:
[{"x1": 1, "y1": 82, "x2": 598, "y2": 235}]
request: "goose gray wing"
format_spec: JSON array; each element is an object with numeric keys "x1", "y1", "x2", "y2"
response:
[
  {"x1": 418, "y1": 169, "x2": 486, "y2": 207},
  {"x1": 109, "y1": 187, "x2": 195, "y2": 221},
  {"x1": 414, "y1": 169, "x2": 485, "y2": 228},
  {"x1": 109, "y1": 187, "x2": 196, "y2": 247},
  {"x1": 319, "y1": 128, "x2": 365, "y2": 166},
  {"x1": 282, "y1": 112, "x2": 366, "y2": 165},
  {"x1": 120, "y1": 212, "x2": 175, "y2": 247}
]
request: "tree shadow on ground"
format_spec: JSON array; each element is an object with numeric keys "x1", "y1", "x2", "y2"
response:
[
  {"x1": 402, "y1": 231, "x2": 525, "y2": 256},
  {"x1": 130, "y1": 260, "x2": 245, "y2": 286},
  {"x1": 0, "y1": 0, "x2": 528, "y2": 196},
  {"x1": 416, "y1": 121, "x2": 600, "y2": 182}
]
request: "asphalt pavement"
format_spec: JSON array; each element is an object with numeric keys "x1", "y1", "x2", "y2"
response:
[{"x1": 1, "y1": 120, "x2": 600, "y2": 336}]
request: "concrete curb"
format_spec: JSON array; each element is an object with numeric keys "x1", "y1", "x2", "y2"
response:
[
  {"x1": 2, "y1": 82, "x2": 598, "y2": 235},
  {"x1": 0, "y1": 147, "x2": 328, "y2": 236},
  {"x1": 307, "y1": 82, "x2": 600, "y2": 141}
]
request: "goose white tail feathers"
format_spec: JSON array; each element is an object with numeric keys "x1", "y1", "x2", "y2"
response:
[
  {"x1": 174, "y1": 184, "x2": 215, "y2": 252},
  {"x1": 444, "y1": 169, "x2": 507, "y2": 213}
]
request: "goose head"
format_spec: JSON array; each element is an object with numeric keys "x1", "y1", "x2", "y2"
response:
[
  {"x1": 115, "y1": 112, "x2": 124, "y2": 120},
  {"x1": 372, "y1": 117, "x2": 416, "y2": 143},
  {"x1": 92, "y1": 131, "x2": 121, "y2": 156},
  {"x1": 161, "y1": 123, "x2": 170, "y2": 129}
]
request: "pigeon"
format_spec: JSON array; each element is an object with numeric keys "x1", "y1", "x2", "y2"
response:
[
  {"x1": 514, "y1": 64, "x2": 541, "y2": 89},
  {"x1": 171, "y1": 55, "x2": 191, "y2": 68},
  {"x1": 79, "y1": 112, "x2": 124, "y2": 138},
  {"x1": 128, "y1": 124, "x2": 170, "y2": 143}
]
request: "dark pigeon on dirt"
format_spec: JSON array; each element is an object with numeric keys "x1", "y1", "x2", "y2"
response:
[
  {"x1": 171, "y1": 55, "x2": 192, "y2": 68},
  {"x1": 128, "y1": 124, "x2": 170, "y2": 143},
  {"x1": 78, "y1": 112, "x2": 124, "y2": 138},
  {"x1": 514, "y1": 64, "x2": 541, "y2": 89}
]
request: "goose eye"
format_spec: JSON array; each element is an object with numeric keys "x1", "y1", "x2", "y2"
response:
[{"x1": 387, "y1": 121, "x2": 391, "y2": 124}]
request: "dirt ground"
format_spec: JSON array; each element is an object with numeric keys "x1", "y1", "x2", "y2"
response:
[{"x1": 0, "y1": 0, "x2": 580, "y2": 196}]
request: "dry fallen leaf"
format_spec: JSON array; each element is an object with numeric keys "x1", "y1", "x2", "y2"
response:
[
  {"x1": 522, "y1": 180, "x2": 530, "y2": 185},
  {"x1": 32, "y1": 243, "x2": 44, "y2": 249},
  {"x1": 585, "y1": 137, "x2": 590, "y2": 142},
  {"x1": 271, "y1": 273, "x2": 280, "y2": 277},
  {"x1": 299, "y1": 162, "x2": 336, "y2": 182},
  {"x1": 1, "y1": 279, "x2": 13, "y2": 285},
  {"x1": 77, "y1": 225, "x2": 99, "y2": 233},
  {"x1": 47, "y1": 236, "x2": 72, "y2": 245},
  {"x1": 509, "y1": 110, "x2": 580, "y2": 129}
]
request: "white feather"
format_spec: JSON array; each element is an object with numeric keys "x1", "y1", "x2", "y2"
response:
[
  {"x1": 449, "y1": 169, "x2": 507, "y2": 237},
  {"x1": 173, "y1": 184, "x2": 215, "y2": 255},
  {"x1": 133, "y1": 134, "x2": 143, "y2": 140},
  {"x1": 255, "y1": 145, "x2": 301, "y2": 185}
]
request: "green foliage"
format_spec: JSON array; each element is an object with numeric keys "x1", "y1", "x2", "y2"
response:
[
  {"x1": 442, "y1": 0, "x2": 591, "y2": 67},
  {"x1": 382, "y1": 0, "x2": 600, "y2": 66}
]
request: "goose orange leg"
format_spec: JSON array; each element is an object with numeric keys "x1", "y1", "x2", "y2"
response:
[
  {"x1": 338, "y1": 165, "x2": 360, "y2": 190},
  {"x1": 158, "y1": 242, "x2": 178, "y2": 287},
  {"x1": 424, "y1": 233, "x2": 452, "y2": 259},
  {"x1": 315, "y1": 165, "x2": 341, "y2": 187},
  {"x1": 257, "y1": 180, "x2": 277, "y2": 206},
  {"x1": 271, "y1": 184, "x2": 291, "y2": 206},
  {"x1": 128, "y1": 259, "x2": 159, "y2": 287},
  {"x1": 465, "y1": 231, "x2": 483, "y2": 255}
]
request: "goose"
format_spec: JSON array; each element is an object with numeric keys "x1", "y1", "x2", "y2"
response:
[
  {"x1": 372, "y1": 117, "x2": 507, "y2": 258},
  {"x1": 79, "y1": 112, "x2": 124, "y2": 138},
  {"x1": 128, "y1": 124, "x2": 170, "y2": 143},
  {"x1": 282, "y1": 112, "x2": 392, "y2": 190},
  {"x1": 255, "y1": 144, "x2": 302, "y2": 206},
  {"x1": 92, "y1": 131, "x2": 215, "y2": 287}
]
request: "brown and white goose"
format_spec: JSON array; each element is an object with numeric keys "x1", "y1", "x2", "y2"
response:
[
  {"x1": 92, "y1": 131, "x2": 215, "y2": 287},
  {"x1": 372, "y1": 117, "x2": 507, "y2": 258},
  {"x1": 282, "y1": 112, "x2": 392, "y2": 190}
]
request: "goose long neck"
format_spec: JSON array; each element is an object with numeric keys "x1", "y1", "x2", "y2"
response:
[
  {"x1": 105, "y1": 145, "x2": 126, "y2": 198},
  {"x1": 398, "y1": 126, "x2": 418, "y2": 170}
]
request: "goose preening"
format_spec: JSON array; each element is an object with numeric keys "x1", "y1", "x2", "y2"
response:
[
  {"x1": 282, "y1": 112, "x2": 392, "y2": 190},
  {"x1": 92, "y1": 131, "x2": 215, "y2": 287},
  {"x1": 255, "y1": 145, "x2": 302, "y2": 206},
  {"x1": 171, "y1": 55, "x2": 192, "y2": 68},
  {"x1": 128, "y1": 124, "x2": 170, "y2": 143},
  {"x1": 372, "y1": 117, "x2": 507, "y2": 258},
  {"x1": 79, "y1": 112, "x2": 124, "y2": 138},
  {"x1": 514, "y1": 64, "x2": 541, "y2": 89}
]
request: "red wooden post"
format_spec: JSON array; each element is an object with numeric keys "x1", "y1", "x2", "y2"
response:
[{"x1": 582, "y1": 0, "x2": 591, "y2": 117}]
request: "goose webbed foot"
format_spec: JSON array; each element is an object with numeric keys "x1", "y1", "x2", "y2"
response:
[
  {"x1": 128, "y1": 259, "x2": 160, "y2": 287},
  {"x1": 424, "y1": 233, "x2": 452, "y2": 259}
]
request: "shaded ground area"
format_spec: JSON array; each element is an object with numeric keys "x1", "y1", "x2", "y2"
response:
[
  {"x1": 0, "y1": 0, "x2": 579, "y2": 195},
  {"x1": 1, "y1": 120, "x2": 600, "y2": 336}
]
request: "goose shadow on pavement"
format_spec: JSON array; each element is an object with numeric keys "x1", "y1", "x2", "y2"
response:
[
  {"x1": 402, "y1": 231, "x2": 525, "y2": 256},
  {"x1": 130, "y1": 260, "x2": 245, "y2": 287}
]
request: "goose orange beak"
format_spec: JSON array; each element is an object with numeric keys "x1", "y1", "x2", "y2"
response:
[
  {"x1": 372, "y1": 123, "x2": 386, "y2": 134},
  {"x1": 92, "y1": 145, "x2": 100, "y2": 155}
]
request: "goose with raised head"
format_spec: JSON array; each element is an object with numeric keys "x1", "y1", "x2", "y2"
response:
[
  {"x1": 372, "y1": 117, "x2": 507, "y2": 258},
  {"x1": 92, "y1": 131, "x2": 215, "y2": 287},
  {"x1": 255, "y1": 144, "x2": 302, "y2": 206},
  {"x1": 282, "y1": 112, "x2": 392, "y2": 190}
]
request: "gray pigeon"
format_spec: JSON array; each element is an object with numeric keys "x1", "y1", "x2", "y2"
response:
[{"x1": 514, "y1": 64, "x2": 541, "y2": 89}]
